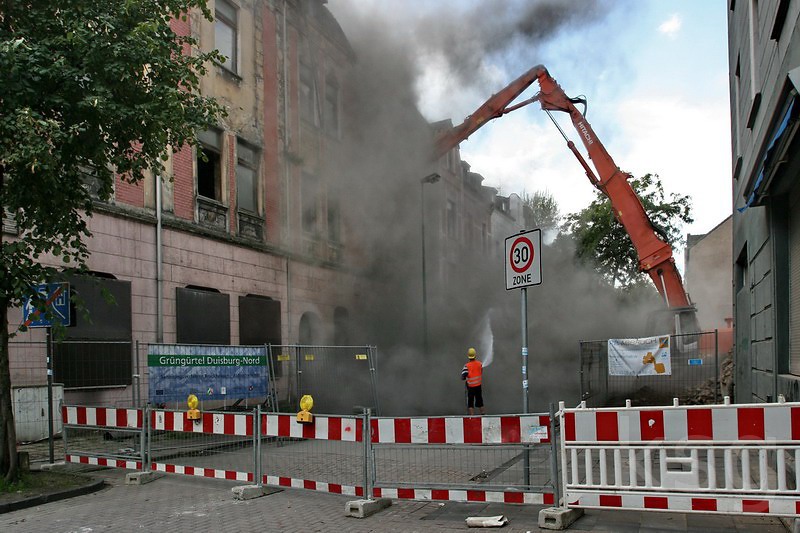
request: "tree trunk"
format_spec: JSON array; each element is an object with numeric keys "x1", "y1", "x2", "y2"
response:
[
  {"x1": 0, "y1": 163, "x2": 19, "y2": 482},
  {"x1": 0, "y1": 302, "x2": 18, "y2": 483}
]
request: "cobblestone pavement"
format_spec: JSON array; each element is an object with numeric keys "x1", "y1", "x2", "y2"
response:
[{"x1": 0, "y1": 466, "x2": 792, "y2": 533}]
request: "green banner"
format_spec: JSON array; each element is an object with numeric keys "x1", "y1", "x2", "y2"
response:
[{"x1": 148, "y1": 353, "x2": 266, "y2": 367}]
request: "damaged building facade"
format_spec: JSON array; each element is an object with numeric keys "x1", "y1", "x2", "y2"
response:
[
  {"x1": 6, "y1": 0, "x2": 513, "y2": 406},
  {"x1": 728, "y1": 0, "x2": 800, "y2": 402}
]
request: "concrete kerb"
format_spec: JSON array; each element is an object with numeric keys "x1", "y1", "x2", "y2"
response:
[
  {"x1": 345, "y1": 498, "x2": 392, "y2": 518},
  {"x1": 0, "y1": 473, "x2": 105, "y2": 515}
]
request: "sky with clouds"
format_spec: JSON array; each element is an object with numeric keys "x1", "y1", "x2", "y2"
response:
[{"x1": 330, "y1": 0, "x2": 732, "y2": 263}]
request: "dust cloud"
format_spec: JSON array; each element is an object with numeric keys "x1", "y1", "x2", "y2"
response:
[{"x1": 324, "y1": 0, "x2": 661, "y2": 416}]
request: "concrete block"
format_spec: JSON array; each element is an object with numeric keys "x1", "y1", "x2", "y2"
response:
[
  {"x1": 538, "y1": 506, "x2": 584, "y2": 530},
  {"x1": 38, "y1": 461, "x2": 66, "y2": 471},
  {"x1": 345, "y1": 498, "x2": 391, "y2": 518},
  {"x1": 125, "y1": 471, "x2": 158, "y2": 485},
  {"x1": 231, "y1": 485, "x2": 271, "y2": 500}
]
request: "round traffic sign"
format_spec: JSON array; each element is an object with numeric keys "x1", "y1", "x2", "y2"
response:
[{"x1": 509, "y1": 236, "x2": 534, "y2": 273}]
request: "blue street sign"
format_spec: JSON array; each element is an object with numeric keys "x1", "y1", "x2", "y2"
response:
[
  {"x1": 23, "y1": 283, "x2": 70, "y2": 328},
  {"x1": 688, "y1": 358, "x2": 703, "y2": 366}
]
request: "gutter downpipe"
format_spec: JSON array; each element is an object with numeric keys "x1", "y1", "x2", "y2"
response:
[
  {"x1": 156, "y1": 172, "x2": 164, "y2": 343},
  {"x1": 283, "y1": 0, "x2": 293, "y2": 342}
]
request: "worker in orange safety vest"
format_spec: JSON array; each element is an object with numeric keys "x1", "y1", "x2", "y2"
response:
[{"x1": 461, "y1": 347, "x2": 485, "y2": 415}]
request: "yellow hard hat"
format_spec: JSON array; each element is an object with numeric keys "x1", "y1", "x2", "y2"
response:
[{"x1": 467, "y1": 348, "x2": 476, "y2": 359}]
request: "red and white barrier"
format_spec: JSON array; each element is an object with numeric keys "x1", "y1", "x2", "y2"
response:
[
  {"x1": 261, "y1": 413, "x2": 362, "y2": 441},
  {"x1": 66, "y1": 454, "x2": 141, "y2": 470},
  {"x1": 372, "y1": 487, "x2": 555, "y2": 505},
  {"x1": 563, "y1": 403, "x2": 800, "y2": 443},
  {"x1": 62, "y1": 406, "x2": 143, "y2": 429},
  {"x1": 370, "y1": 415, "x2": 550, "y2": 444},
  {"x1": 568, "y1": 491, "x2": 799, "y2": 515},
  {"x1": 152, "y1": 462, "x2": 252, "y2": 482},
  {"x1": 560, "y1": 400, "x2": 800, "y2": 518},
  {"x1": 151, "y1": 409, "x2": 253, "y2": 436},
  {"x1": 261, "y1": 475, "x2": 364, "y2": 497}
]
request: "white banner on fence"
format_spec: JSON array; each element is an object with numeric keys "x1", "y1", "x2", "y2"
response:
[{"x1": 608, "y1": 335, "x2": 671, "y2": 376}]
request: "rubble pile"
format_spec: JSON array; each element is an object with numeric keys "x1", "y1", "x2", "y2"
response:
[{"x1": 680, "y1": 356, "x2": 733, "y2": 405}]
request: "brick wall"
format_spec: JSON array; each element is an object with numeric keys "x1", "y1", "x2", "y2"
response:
[
  {"x1": 262, "y1": 7, "x2": 281, "y2": 244},
  {"x1": 172, "y1": 144, "x2": 195, "y2": 220},
  {"x1": 115, "y1": 175, "x2": 145, "y2": 208}
]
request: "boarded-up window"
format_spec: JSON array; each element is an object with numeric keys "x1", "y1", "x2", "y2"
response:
[
  {"x1": 789, "y1": 183, "x2": 800, "y2": 374},
  {"x1": 176, "y1": 287, "x2": 230, "y2": 344},
  {"x1": 55, "y1": 276, "x2": 132, "y2": 388},
  {"x1": 239, "y1": 295, "x2": 282, "y2": 376}
]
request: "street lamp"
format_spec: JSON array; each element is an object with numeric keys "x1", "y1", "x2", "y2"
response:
[{"x1": 420, "y1": 172, "x2": 441, "y2": 357}]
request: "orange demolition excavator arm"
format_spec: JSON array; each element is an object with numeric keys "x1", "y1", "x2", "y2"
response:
[{"x1": 434, "y1": 65, "x2": 695, "y2": 318}]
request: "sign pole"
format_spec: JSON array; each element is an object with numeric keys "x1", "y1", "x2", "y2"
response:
[
  {"x1": 505, "y1": 228, "x2": 540, "y2": 488},
  {"x1": 46, "y1": 327, "x2": 54, "y2": 464},
  {"x1": 521, "y1": 286, "x2": 530, "y2": 486},
  {"x1": 521, "y1": 287, "x2": 529, "y2": 412}
]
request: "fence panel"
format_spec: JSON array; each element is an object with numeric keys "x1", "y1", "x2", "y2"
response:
[
  {"x1": 560, "y1": 399, "x2": 800, "y2": 517},
  {"x1": 370, "y1": 414, "x2": 557, "y2": 504},
  {"x1": 270, "y1": 344, "x2": 379, "y2": 415},
  {"x1": 258, "y1": 412, "x2": 367, "y2": 497},
  {"x1": 62, "y1": 405, "x2": 145, "y2": 470},
  {"x1": 58, "y1": 403, "x2": 560, "y2": 507},
  {"x1": 580, "y1": 331, "x2": 721, "y2": 407},
  {"x1": 149, "y1": 409, "x2": 256, "y2": 482}
]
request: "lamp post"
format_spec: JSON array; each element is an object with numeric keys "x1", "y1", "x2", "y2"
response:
[{"x1": 420, "y1": 172, "x2": 441, "y2": 357}]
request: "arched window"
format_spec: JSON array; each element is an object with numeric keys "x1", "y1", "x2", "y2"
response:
[{"x1": 299, "y1": 311, "x2": 322, "y2": 345}]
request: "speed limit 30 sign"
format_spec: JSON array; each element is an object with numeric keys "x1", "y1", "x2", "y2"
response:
[{"x1": 505, "y1": 229, "x2": 542, "y2": 290}]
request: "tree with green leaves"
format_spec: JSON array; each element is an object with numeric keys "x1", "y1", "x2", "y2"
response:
[
  {"x1": 521, "y1": 189, "x2": 560, "y2": 232},
  {"x1": 0, "y1": 0, "x2": 225, "y2": 482},
  {"x1": 562, "y1": 173, "x2": 693, "y2": 289}
]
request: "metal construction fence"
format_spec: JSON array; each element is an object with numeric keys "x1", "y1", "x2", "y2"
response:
[
  {"x1": 133, "y1": 343, "x2": 380, "y2": 415},
  {"x1": 558, "y1": 397, "x2": 800, "y2": 518},
  {"x1": 8, "y1": 339, "x2": 379, "y2": 421},
  {"x1": 264, "y1": 344, "x2": 380, "y2": 415},
  {"x1": 579, "y1": 331, "x2": 722, "y2": 408},
  {"x1": 60, "y1": 404, "x2": 558, "y2": 504},
  {"x1": 369, "y1": 412, "x2": 559, "y2": 504},
  {"x1": 57, "y1": 397, "x2": 800, "y2": 521}
]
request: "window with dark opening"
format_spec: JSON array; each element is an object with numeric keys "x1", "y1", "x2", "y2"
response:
[
  {"x1": 237, "y1": 140, "x2": 259, "y2": 213},
  {"x1": 328, "y1": 198, "x2": 340, "y2": 243},
  {"x1": 299, "y1": 59, "x2": 318, "y2": 125},
  {"x1": 302, "y1": 172, "x2": 319, "y2": 233},
  {"x1": 198, "y1": 129, "x2": 222, "y2": 201},
  {"x1": 325, "y1": 75, "x2": 339, "y2": 134}
]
